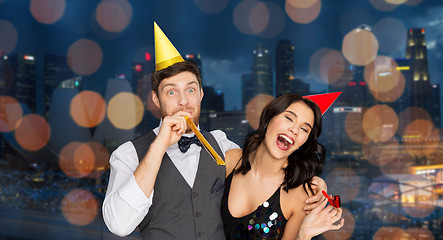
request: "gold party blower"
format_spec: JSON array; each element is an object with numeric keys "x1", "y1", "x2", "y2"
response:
[{"x1": 184, "y1": 116, "x2": 225, "y2": 165}]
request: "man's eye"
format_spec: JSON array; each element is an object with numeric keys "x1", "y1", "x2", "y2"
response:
[
  {"x1": 188, "y1": 88, "x2": 195, "y2": 93},
  {"x1": 167, "y1": 90, "x2": 175, "y2": 95}
]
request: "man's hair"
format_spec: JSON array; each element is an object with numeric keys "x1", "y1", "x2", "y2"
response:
[{"x1": 151, "y1": 61, "x2": 202, "y2": 95}]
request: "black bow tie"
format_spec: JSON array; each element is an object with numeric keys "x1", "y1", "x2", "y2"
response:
[{"x1": 178, "y1": 135, "x2": 203, "y2": 153}]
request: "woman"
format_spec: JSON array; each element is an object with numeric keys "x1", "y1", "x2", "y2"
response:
[{"x1": 221, "y1": 93, "x2": 344, "y2": 239}]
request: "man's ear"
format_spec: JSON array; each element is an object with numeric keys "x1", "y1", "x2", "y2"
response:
[
  {"x1": 200, "y1": 88, "x2": 204, "y2": 101},
  {"x1": 152, "y1": 90, "x2": 160, "y2": 108}
]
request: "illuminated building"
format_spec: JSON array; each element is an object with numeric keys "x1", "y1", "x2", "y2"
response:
[
  {"x1": 7, "y1": 53, "x2": 36, "y2": 113},
  {"x1": 209, "y1": 111, "x2": 252, "y2": 146},
  {"x1": 44, "y1": 54, "x2": 81, "y2": 118},
  {"x1": 290, "y1": 78, "x2": 309, "y2": 96},
  {"x1": 132, "y1": 52, "x2": 157, "y2": 137},
  {"x1": 241, "y1": 73, "x2": 253, "y2": 110},
  {"x1": 275, "y1": 40, "x2": 294, "y2": 97},
  {"x1": 201, "y1": 86, "x2": 224, "y2": 131},
  {"x1": 323, "y1": 63, "x2": 371, "y2": 159},
  {"x1": 405, "y1": 28, "x2": 438, "y2": 126},
  {"x1": 252, "y1": 43, "x2": 273, "y2": 96},
  {"x1": 185, "y1": 53, "x2": 202, "y2": 75}
]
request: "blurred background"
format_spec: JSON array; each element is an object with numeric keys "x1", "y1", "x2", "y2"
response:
[{"x1": 0, "y1": 0, "x2": 442, "y2": 239}]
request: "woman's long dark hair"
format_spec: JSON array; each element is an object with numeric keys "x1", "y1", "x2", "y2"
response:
[{"x1": 235, "y1": 93, "x2": 325, "y2": 195}]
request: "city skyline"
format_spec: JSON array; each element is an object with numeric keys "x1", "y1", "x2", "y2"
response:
[{"x1": 1, "y1": 1, "x2": 443, "y2": 112}]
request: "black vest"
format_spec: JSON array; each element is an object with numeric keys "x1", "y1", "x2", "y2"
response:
[{"x1": 131, "y1": 131, "x2": 226, "y2": 240}]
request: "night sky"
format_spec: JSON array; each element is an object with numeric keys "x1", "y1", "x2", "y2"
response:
[{"x1": 1, "y1": 0, "x2": 442, "y2": 112}]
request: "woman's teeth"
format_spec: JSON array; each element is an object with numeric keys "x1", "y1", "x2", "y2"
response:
[{"x1": 279, "y1": 135, "x2": 293, "y2": 144}]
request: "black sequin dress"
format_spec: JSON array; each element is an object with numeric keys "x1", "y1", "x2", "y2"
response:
[{"x1": 221, "y1": 171, "x2": 288, "y2": 239}]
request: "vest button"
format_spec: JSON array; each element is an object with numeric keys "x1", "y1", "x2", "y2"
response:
[
  {"x1": 195, "y1": 212, "x2": 201, "y2": 217},
  {"x1": 197, "y1": 232, "x2": 205, "y2": 237},
  {"x1": 192, "y1": 191, "x2": 198, "y2": 198}
]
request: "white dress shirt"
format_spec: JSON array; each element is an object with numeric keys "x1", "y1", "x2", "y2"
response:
[{"x1": 102, "y1": 124, "x2": 240, "y2": 237}]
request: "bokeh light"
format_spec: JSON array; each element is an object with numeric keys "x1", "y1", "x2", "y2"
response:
[
  {"x1": 30, "y1": 0, "x2": 66, "y2": 24},
  {"x1": 342, "y1": 27, "x2": 378, "y2": 66},
  {"x1": 59, "y1": 142, "x2": 95, "y2": 178},
  {"x1": 373, "y1": 227, "x2": 409, "y2": 239},
  {"x1": 403, "y1": 119, "x2": 434, "y2": 157},
  {"x1": 364, "y1": 55, "x2": 405, "y2": 102},
  {"x1": 85, "y1": 141, "x2": 110, "y2": 178},
  {"x1": 0, "y1": 20, "x2": 18, "y2": 54},
  {"x1": 322, "y1": 208, "x2": 355, "y2": 240},
  {"x1": 404, "y1": 0, "x2": 423, "y2": 5},
  {"x1": 362, "y1": 105, "x2": 398, "y2": 142},
  {"x1": 309, "y1": 48, "x2": 342, "y2": 84},
  {"x1": 61, "y1": 189, "x2": 98, "y2": 226},
  {"x1": 320, "y1": 50, "x2": 345, "y2": 85},
  {"x1": 325, "y1": 167, "x2": 360, "y2": 203},
  {"x1": 363, "y1": 138, "x2": 399, "y2": 166},
  {"x1": 286, "y1": 0, "x2": 319, "y2": 9},
  {"x1": 257, "y1": 2, "x2": 286, "y2": 39},
  {"x1": 373, "y1": 17, "x2": 407, "y2": 54},
  {"x1": 401, "y1": 175, "x2": 437, "y2": 218},
  {"x1": 0, "y1": 96, "x2": 23, "y2": 132},
  {"x1": 339, "y1": 7, "x2": 375, "y2": 36},
  {"x1": 233, "y1": 0, "x2": 260, "y2": 35},
  {"x1": 70, "y1": 91, "x2": 106, "y2": 128},
  {"x1": 385, "y1": 0, "x2": 407, "y2": 4},
  {"x1": 14, "y1": 114, "x2": 50, "y2": 151},
  {"x1": 380, "y1": 153, "x2": 414, "y2": 175},
  {"x1": 285, "y1": 0, "x2": 321, "y2": 24},
  {"x1": 96, "y1": 0, "x2": 132, "y2": 33},
  {"x1": 405, "y1": 228, "x2": 434, "y2": 239},
  {"x1": 369, "y1": 0, "x2": 399, "y2": 11},
  {"x1": 107, "y1": 92, "x2": 144, "y2": 130},
  {"x1": 194, "y1": 0, "x2": 229, "y2": 14},
  {"x1": 249, "y1": 1, "x2": 269, "y2": 35},
  {"x1": 245, "y1": 94, "x2": 274, "y2": 129},
  {"x1": 397, "y1": 107, "x2": 432, "y2": 135},
  {"x1": 344, "y1": 112, "x2": 371, "y2": 144},
  {"x1": 67, "y1": 39, "x2": 103, "y2": 76}
]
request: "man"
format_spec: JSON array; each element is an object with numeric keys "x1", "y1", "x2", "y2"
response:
[{"x1": 102, "y1": 22, "x2": 327, "y2": 239}]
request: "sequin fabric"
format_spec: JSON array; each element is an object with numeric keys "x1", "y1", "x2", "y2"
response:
[{"x1": 221, "y1": 171, "x2": 288, "y2": 239}]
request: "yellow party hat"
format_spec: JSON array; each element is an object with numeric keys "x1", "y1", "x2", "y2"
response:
[{"x1": 154, "y1": 22, "x2": 184, "y2": 71}]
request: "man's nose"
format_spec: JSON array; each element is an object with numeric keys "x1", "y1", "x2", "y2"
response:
[{"x1": 178, "y1": 93, "x2": 189, "y2": 106}]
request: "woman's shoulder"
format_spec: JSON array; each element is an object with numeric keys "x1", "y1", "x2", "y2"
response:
[
  {"x1": 281, "y1": 184, "x2": 310, "y2": 217},
  {"x1": 225, "y1": 149, "x2": 242, "y2": 175}
]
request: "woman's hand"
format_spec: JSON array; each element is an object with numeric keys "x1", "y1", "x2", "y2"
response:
[
  {"x1": 303, "y1": 176, "x2": 327, "y2": 214},
  {"x1": 297, "y1": 198, "x2": 344, "y2": 240}
]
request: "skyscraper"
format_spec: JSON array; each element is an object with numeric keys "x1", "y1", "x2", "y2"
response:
[
  {"x1": 44, "y1": 54, "x2": 80, "y2": 118},
  {"x1": 132, "y1": 54, "x2": 156, "y2": 137},
  {"x1": 7, "y1": 53, "x2": 36, "y2": 113},
  {"x1": 275, "y1": 40, "x2": 294, "y2": 97},
  {"x1": 241, "y1": 73, "x2": 254, "y2": 110},
  {"x1": 185, "y1": 53, "x2": 202, "y2": 77},
  {"x1": 201, "y1": 86, "x2": 224, "y2": 130},
  {"x1": 405, "y1": 28, "x2": 436, "y2": 125},
  {"x1": 252, "y1": 43, "x2": 273, "y2": 96}
]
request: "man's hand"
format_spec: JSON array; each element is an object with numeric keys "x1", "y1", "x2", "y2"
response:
[
  {"x1": 303, "y1": 176, "x2": 327, "y2": 215},
  {"x1": 296, "y1": 198, "x2": 344, "y2": 240},
  {"x1": 156, "y1": 111, "x2": 191, "y2": 148}
]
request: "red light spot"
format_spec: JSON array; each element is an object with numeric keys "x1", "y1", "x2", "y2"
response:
[
  {"x1": 348, "y1": 82, "x2": 356, "y2": 86},
  {"x1": 359, "y1": 81, "x2": 366, "y2": 86},
  {"x1": 145, "y1": 52, "x2": 151, "y2": 61},
  {"x1": 135, "y1": 64, "x2": 142, "y2": 72}
]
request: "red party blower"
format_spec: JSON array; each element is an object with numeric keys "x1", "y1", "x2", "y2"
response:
[{"x1": 322, "y1": 190, "x2": 341, "y2": 208}]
